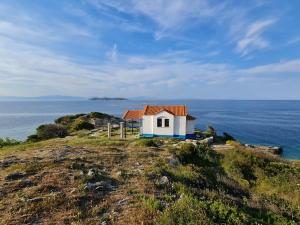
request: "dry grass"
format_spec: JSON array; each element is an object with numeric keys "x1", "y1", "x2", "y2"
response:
[{"x1": 0, "y1": 134, "x2": 299, "y2": 225}]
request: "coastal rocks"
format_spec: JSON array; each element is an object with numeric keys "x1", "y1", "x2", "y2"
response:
[
  {"x1": 270, "y1": 146, "x2": 283, "y2": 155},
  {"x1": 244, "y1": 143, "x2": 283, "y2": 155},
  {"x1": 245, "y1": 144, "x2": 255, "y2": 148},
  {"x1": 199, "y1": 137, "x2": 214, "y2": 145}
]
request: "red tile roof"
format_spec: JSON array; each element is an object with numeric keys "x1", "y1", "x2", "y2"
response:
[
  {"x1": 123, "y1": 105, "x2": 191, "y2": 120},
  {"x1": 143, "y1": 105, "x2": 187, "y2": 116},
  {"x1": 122, "y1": 110, "x2": 144, "y2": 120}
]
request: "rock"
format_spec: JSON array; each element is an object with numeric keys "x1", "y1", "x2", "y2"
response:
[
  {"x1": 0, "y1": 158, "x2": 18, "y2": 168},
  {"x1": 270, "y1": 146, "x2": 283, "y2": 155},
  {"x1": 134, "y1": 162, "x2": 141, "y2": 166},
  {"x1": 245, "y1": 144, "x2": 255, "y2": 148},
  {"x1": 27, "y1": 197, "x2": 45, "y2": 203},
  {"x1": 169, "y1": 158, "x2": 179, "y2": 166},
  {"x1": 199, "y1": 137, "x2": 214, "y2": 145},
  {"x1": 116, "y1": 170, "x2": 123, "y2": 177},
  {"x1": 84, "y1": 181, "x2": 114, "y2": 192},
  {"x1": 5, "y1": 172, "x2": 26, "y2": 181},
  {"x1": 17, "y1": 179, "x2": 33, "y2": 188},
  {"x1": 117, "y1": 198, "x2": 128, "y2": 206},
  {"x1": 159, "y1": 176, "x2": 169, "y2": 185},
  {"x1": 87, "y1": 169, "x2": 96, "y2": 177}
]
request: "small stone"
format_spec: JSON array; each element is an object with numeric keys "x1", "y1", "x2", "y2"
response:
[
  {"x1": 117, "y1": 198, "x2": 128, "y2": 206},
  {"x1": 169, "y1": 158, "x2": 179, "y2": 166},
  {"x1": 159, "y1": 176, "x2": 169, "y2": 185},
  {"x1": 116, "y1": 171, "x2": 123, "y2": 177},
  {"x1": 87, "y1": 169, "x2": 97, "y2": 177},
  {"x1": 27, "y1": 197, "x2": 45, "y2": 203}
]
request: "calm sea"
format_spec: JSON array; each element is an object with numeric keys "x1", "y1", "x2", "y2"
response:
[{"x1": 0, "y1": 100, "x2": 299, "y2": 159}]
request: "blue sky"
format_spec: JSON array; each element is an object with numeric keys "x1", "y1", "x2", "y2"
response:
[{"x1": 0, "y1": 0, "x2": 300, "y2": 99}]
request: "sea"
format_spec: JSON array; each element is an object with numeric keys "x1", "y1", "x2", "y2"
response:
[{"x1": 0, "y1": 100, "x2": 299, "y2": 160}]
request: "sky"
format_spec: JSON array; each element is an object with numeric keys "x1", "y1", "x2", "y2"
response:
[{"x1": 0, "y1": 0, "x2": 300, "y2": 99}]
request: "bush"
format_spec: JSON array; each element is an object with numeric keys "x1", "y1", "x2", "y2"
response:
[
  {"x1": 26, "y1": 134, "x2": 41, "y2": 142},
  {"x1": 223, "y1": 132, "x2": 235, "y2": 141},
  {"x1": 71, "y1": 119, "x2": 95, "y2": 131},
  {"x1": 175, "y1": 143, "x2": 198, "y2": 164},
  {"x1": 134, "y1": 138, "x2": 162, "y2": 147},
  {"x1": 205, "y1": 125, "x2": 216, "y2": 137},
  {"x1": 55, "y1": 114, "x2": 85, "y2": 125},
  {"x1": 173, "y1": 143, "x2": 212, "y2": 165},
  {"x1": 35, "y1": 124, "x2": 68, "y2": 140},
  {"x1": 0, "y1": 138, "x2": 21, "y2": 148},
  {"x1": 226, "y1": 140, "x2": 238, "y2": 145},
  {"x1": 159, "y1": 195, "x2": 210, "y2": 225}
]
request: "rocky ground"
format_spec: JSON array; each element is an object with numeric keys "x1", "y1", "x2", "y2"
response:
[{"x1": 0, "y1": 133, "x2": 299, "y2": 225}]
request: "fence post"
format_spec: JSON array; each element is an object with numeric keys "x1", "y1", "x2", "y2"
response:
[
  {"x1": 120, "y1": 122, "x2": 125, "y2": 139},
  {"x1": 107, "y1": 123, "x2": 111, "y2": 139}
]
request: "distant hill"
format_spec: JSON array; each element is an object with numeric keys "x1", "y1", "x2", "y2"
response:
[
  {"x1": 89, "y1": 97, "x2": 128, "y2": 101},
  {"x1": 0, "y1": 95, "x2": 86, "y2": 101}
]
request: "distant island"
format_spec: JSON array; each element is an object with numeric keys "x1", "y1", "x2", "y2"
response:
[{"x1": 89, "y1": 97, "x2": 128, "y2": 101}]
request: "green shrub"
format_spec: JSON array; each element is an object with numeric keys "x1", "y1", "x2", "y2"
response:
[
  {"x1": 208, "y1": 200, "x2": 247, "y2": 225},
  {"x1": 134, "y1": 138, "x2": 162, "y2": 147},
  {"x1": 223, "y1": 132, "x2": 235, "y2": 141},
  {"x1": 141, "y1": 195, "x2": 163, "y2": 212},
  {"x1": 71, "y1": 118, "x2": 95, "y2": 131},
  {"x1": 226, "y1": 140, "x2": 238, "y2": 145},
  {"x1": 0, "y1": 137, "x2": 21, "y2": 148},
  {"x1": 175, "y1": 143, "x2": 197, "y2": 164},
  {"x1": 173, "y1": 143, "x2": 212, "y2": 165},
  {"x1": 205, "y1": 125, "x2": 216, "y2": 137},
  {"x1": 35, "y1": 124, "x2": 68, "y2": 140},
  {"x1": 159, "y1": 195, "x2": 210, "y2": 225},
  {"x1": 26, "y1": 134, "x2": 41, "y2": 142},
  {"x1": 55, "y1": 113, "x2": 85, "y2": 125}
]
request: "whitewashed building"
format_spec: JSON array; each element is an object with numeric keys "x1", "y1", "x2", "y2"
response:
[{"x1": 123, "y1": 105, "x2": 196, "y2": 139}]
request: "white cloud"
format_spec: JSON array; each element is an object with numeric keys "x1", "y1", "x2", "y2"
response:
[
  {"x1": 236, "y1": 19, "x2": 276, "y2": 55},
  {"x1": 287, "y1": 36, "x2": 300, "y2": 46},
  {"x1": 106, "y1": 44, "x2": 118, "y2": 62},
  {"x1": 241, "y1": 59, "x2": 300, "y2": 74}
]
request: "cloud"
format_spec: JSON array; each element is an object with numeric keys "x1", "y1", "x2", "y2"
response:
[
  {"x1": 287, "y1": 36, "x2": 300, "y2": 46},
  {"x1": 236, "y1": 19, "x2": 276, "y2": 55},
  {"x1": 85, "y1": 0, "x2": 224, "y2": 40},
  {"x1": 85, "y1": 0, "x2": 277, "y2": 56},
  {"x1": 241, "y1": 59, "x2": 300, "y2": 74},
  {"x1": 106, "y1": 44, "x2": 118, "y2": 62}
]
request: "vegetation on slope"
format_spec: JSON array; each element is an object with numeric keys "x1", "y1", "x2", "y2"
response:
[{"x1": 0, "y1": 131, "x2": 299, "y2": 225}]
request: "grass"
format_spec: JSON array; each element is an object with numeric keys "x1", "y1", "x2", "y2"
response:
[{"x1": 0, "y1": 132, "x2": 299, "y2": 225}]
